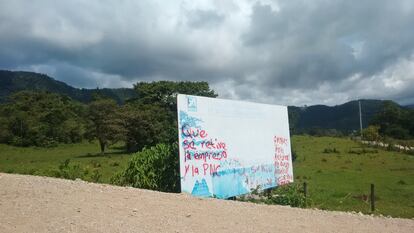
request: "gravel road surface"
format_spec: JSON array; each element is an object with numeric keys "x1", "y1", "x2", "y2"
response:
[{"x1": 0, "y1": 173, "x2": 412, "y2": 233}]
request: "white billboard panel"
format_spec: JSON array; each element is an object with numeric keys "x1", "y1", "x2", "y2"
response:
[{"x1": 177, "y1": 94, "x2": 293, "y2": 199}]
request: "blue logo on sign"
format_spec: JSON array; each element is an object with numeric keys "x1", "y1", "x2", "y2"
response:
[{"x1": 187, "y1": 96, "x2": 197, "y2": 112}]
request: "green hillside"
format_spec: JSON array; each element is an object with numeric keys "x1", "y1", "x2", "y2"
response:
[
  {"x1": 0, "y1": 70, "x2": 137, "y2": 104},
  {"x1": 288, "y1": 100, "x2": 397, "y2": 134}
]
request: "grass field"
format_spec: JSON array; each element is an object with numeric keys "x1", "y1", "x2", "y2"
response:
[
  {"x1": 292, "y1": 135, "x2": 414, "y2": 218},
  {"x1": 0, "y1": 142, "x2": 131, "y2": 183},
  {"x1": 0, "y1": 136, "x2": 413, "y2": 218}
]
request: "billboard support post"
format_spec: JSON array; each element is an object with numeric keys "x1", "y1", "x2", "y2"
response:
[{"x1": 370, "y1": 184, "x2": 375, "y2": 212}]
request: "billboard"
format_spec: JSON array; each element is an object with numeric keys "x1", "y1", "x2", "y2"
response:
[{"x1": 177, "y1": 94, "x2": 293, "y2": 199}]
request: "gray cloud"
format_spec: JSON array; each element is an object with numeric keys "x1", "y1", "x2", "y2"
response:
[
  {"x1": 186, "y1": 9, "x2": 225, "y2": 29},
  {"x1": 242, "y1": 1, "x2": 414, "y2": 88},
  {"x1": 1, "y1": 0, "x2": 414, "y2": 106}
]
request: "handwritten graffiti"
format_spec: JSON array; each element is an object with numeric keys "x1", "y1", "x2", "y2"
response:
[
  {"x1": 184, "y1": 150, "x2": 227, "y2": 163},
  {"x1": 180, "y1": 112, "x2": 228, "y2": 178},
  {"x1": 273, "y1": 136, "x2": 293, "y2": 185},
  {"x1": 181, "y1": 123, "x2": 208, "y2": 139},
  {"x1": 184, "y1": 163, "x2": 221, "y2": 177},
  {"x1": 182, "y1": 138, "x2": 227, "y2": 151}
]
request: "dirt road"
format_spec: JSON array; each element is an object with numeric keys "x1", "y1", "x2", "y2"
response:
[{"x1": 0, "y1": 173, "x2": 412, "y2": 233}]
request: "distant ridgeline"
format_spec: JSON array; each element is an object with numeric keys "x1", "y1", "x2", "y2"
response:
[
  {"x1": 288, "y1": 100, "x2": 384, "y2": 135},
  {"x1": 0, "y1": 70, "x2": 137, "y2": 104},
  {"x1": 0, "y1": 70, "x2": 411, "y2": 135}
]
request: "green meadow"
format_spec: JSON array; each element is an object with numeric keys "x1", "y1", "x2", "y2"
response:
[
  {"x1": 0, "y1": 136, "x2": 413, "y2": 218},
  {"x1": 0, "y1": 142, "x2": 131, "y2": 183},
  {"x1": 292, "y1": 135, "x2": 414, "y2": 218}
]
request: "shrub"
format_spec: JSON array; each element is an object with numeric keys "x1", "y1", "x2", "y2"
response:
[
  {"x1": 291, "y1": 148, "x2": 298, "y2": 161},
  {"x1": 6, "y1": 168, "x2": 14, "y2": 173},
  {"x1": 54, "y1": 159, "x2": 84, "y2": 180},
  {"x1": 110, "y1": 161, "x2": 120, "y2": 167},
  {"x1": 348, "y1": 148, "x2": 378, "y2": 154},
  {"x1": 265, "y1": 183, "x2": 308, "y2": 208},
  {"x1": 111, "y1": 143, "x2": 180, "y2": 192},
  {"x1": 90, "y1": 160, "x2": 101, "y2": 168},
  {"x1": 90, "y1": 169, "x2": 102, "y2": 183},
  {"x1": 322, "y1": 148, "x2": 340, "y2": 154},
  {"x1": 397, "y1": 180, "x2": 407, "y2": 185}
]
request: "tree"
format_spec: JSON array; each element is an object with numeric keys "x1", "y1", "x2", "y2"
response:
[
  {"x1": 133, "y1": 81, "x2": 217, "y2": 110},
  {"x1": 0, "y1": 91, "x2": 87, "y2": 146},
  {"x1": 87, "y1": 98, "x2": 125, "y2": 154},
  {"x1": 123, "y1": 81, "x2": 217, "y2": 152},
  {"x1": 0, "y1": 105, "x2": 13, "y2": 143},
  {"x1": 371, "y1": 101, "x2": 401, "y2": 133},
  {"x1": 409, "y1": 109, "x2": 414, "y2": 137},
  {"x1": 362, "y1": 125, "x2": 381, "y2": 141},
  {"x1": 371, "y1": 101, "x2": 413, "y2": 139},
  {"x1": 121, "y1": 103, "x2": 173, "y2": 152},
  {"x1": 288, "y1": 107, "x2": 300, "y2": 134}
]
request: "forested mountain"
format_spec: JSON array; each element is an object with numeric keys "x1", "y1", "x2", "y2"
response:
[
  {"x1": 288, "y1": 100, "x2": 388, "y2": 134},
  {"x1": 1, "y1": 70, "x2": 410, "y2": 135},
  {"x1": 0, "y1": 70, "x2": 137, "y2": 104}
]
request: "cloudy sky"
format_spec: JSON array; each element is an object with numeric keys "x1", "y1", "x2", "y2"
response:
[{"x1": 1, "y1": 0, "x2": 414, "y2": 106}]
